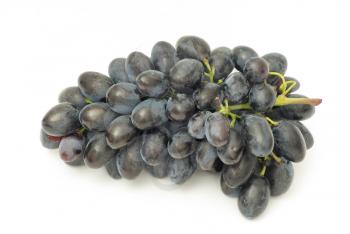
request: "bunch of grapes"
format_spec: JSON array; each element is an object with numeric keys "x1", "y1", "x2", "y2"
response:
[{"x1": 40, "y1": 36, "x2": 321, "y2": 219}]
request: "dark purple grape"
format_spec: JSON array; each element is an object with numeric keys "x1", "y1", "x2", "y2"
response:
[
  {"x1": 58, "y1": 86, "x2": 87, "y2": 109},
  {"x1": 193, "y1": 82, "x2": 221, "y2": 110},
  {"x1": 78, "y1": 71, "x2": 113, "y2": 102},
  {"x1": 265, "y1": 159, "x2": 294, "y2": 196},
  {"x1": 187, "y1": 111, "x2": 211, "y2": 139},
  {"x1": 40, "y1": 129, "x2": 61, "y2": 149},
  {"x1": 84, "y1": 133, "x2": 116, "y2": 169},
  {"x1": 79, "y1": 103, "x2": 118, "y2": 132},
  {"x1": 243, "y1": 57, "x2": 269, "y2": 84},
  {"x1": 217, "y1": 129, "x2": 244, "y2": 165},
  {"x1": 42, "y1": 103, "x2": 81, "y2": 137},
  {"x1": 176, "y1": 35, "x2": 210, "y2": 61},
  {"x1": 106, "y1": 115, "x2": 139, "y2": 149},
  {"x1": 65, "y1": 156, "x2": 84, "y2": 166},
  {"x1": 262, "y1": 52, "x2": 288, "y2": 75},
  {"x1": 168, "y1": 128, "x2": 198, "y2": 159},
  {"x1": 151, "y1": 41, "x2": 177, "y2": 74},
  {"x1": 131, "y1": 98, "x2": 168, "y2": 130},
  {"x1": 169, "y1": 59, "x2": 203, "y2": 94},
  {"x1": 232, "y1": 46, "x2": 258, "y2": 72},
  {"x1": 205, "y1": 112, "x2": 230, "y2": 147},
  {"x1": 108, "y1": 58, "x2": 129, "y2": 83},
  {"x1": 59, "y1": 135, "x2": 85, "y2": 163},
  {"x1": 125, "y1": 51, "x2": 154, "y2": 83},
  {"x1": 210, "y1": 47, "x2": 234, "y2": 81},
  {"x1": 222, "y1": 151, "x2": 257, "y2": 188},
  {"x1": 144, "y1": 153, "x2": 170, "y2": 178},
  {"x1": 158, "y1": 120, "x2": 188, "y2": 137},
  {"x1": 117, "y1": 138, "x2": 143, "y2": 179},
  {"x1": 249, "y1": 83, "x2": 277, "y2": 112},
  {"x1": 220, "y1": 174, "x2": 241, "y2": 197},
  {"x1": 195, "y1": 140, "x2": 220, "y2": 171},
  {"x1": 223, "y1": 72, "x2": 250, "y2": 104},
  {"x1": 166, "y1": 93, "x2": 195, "y2": 122},
  {"x1": 242, "y1": 115, "x2": 274, "y2": 157},
  {"x1": 168, "y1": 155, "x2": 197, "y2": 184},
  {"x1": 106, "y1": 82, "x2": 141, "y2": 114},
  {"x1": 272, "y1": 120, "x2": 306, "y2": 162},
  {"x1": 105, "y1": 156, "x2": 121, "y2": 179},
  {"x1": 141, "y1": 129, "x2": 168, "y2": 166},
  {"x1": 291, "y1": 121, "x2": 314, "y2": 149},
  {"x1": 136, "y1": 70, "x2": 168, "y2": 98},
  {"x1": 238, "y1": 175, "x2": 270, "y2": 219}
]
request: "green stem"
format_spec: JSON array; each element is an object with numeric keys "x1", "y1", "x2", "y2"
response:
[
  {"x1": 202, "y1": 58, "x2": 215, "y2": 83},
  {"x1": 265, "y1": 117, "x2": 279, "y2": 126},
  {"x1": 84, "y1": 98, "x2": 93, "y2": 104},
  {"x1": 275, "y1": 95, "x2": 322, "y2": 106},
  {"x1": 269, "y1": 72, "x2": 287, "y2": 93},
  {"x1": 228, "y1": 103, "x2": 252, "y2": 111},
  {"x1": 271, "y1": 152, "x2": 282, "y2": 163}
]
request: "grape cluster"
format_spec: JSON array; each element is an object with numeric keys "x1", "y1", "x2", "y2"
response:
[{"x1": 40, "y1": 36, "x2": 321, "y2": 219}]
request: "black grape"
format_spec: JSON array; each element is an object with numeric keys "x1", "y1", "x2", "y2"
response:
[
  {"x1": 209, "y1": 47, "x2": 234, "y2": 81},
  {"x1": 106, "y1": 115, "x2": 139, "y2": 149},
  {"x1": 217, "y1": 129, "x2": 244, "y2": 165},
  {"x1": 290, "y1": 121, "x2": 314, "y2": 149},
  {"x1": 272, "y1": 120, "x2": 306, "y2": 162},
  {"x1": 40, "y1": 129, "x2": 61, "y2": 149},
  {"x1": 169, "y1": 59, "x2": 203, "y2": 94},
  {"x1": 205, "y1": 112, "x2": 230, "y2": 147},
  {"x1": 42, "y1": 103, "x2": 81, "y2": 137},
  {"x1": 105, "y1": 156, "x2": 121, "y2": 179},
  {"x1": 84, "y1": 133, "x2": 116, "y2": 169},
  {"x1": 58, "y1": 86, "x2": 87, "y2": 109},
  {"x1": 78, "y1": 71, "x2": 113, "y2": 102},
  {"x1": 125, "y1": 51, "x2": 154, "y2": 83},
  {"x1": 136, "y1": 70, "x2": 168, "y2": 98},
  {"x1": 168, "y1": 155, "x2": 197, "y2": 184},
  {"x1": 220, "y1": 174, "x2": 241, "y2": 197},
  {"x1": 79, "y1": 103, "x2": 118, "y2": 132},
  {"x1": 223, "y1": 72, "x2": 250, "y2": 104},
  {"x1": 265, "y1": 159, "x2": 294, "y2": 196},
  {"x1": 59, "y1": 135, "x2": 85, "y2": 163},
  {"x1": 168, "y1": 128, "x2": 198, "y2": 159},
  {"x1": 131, "y1": 98, "x2": 168, "y2": 130},
  {"x1": 262, "y1": 52, "x2": 288, "y2": 74},
  {"x1": 232, "y1": 46, "x2": 258, "y2": 72},
  {"x1": 243, "y1": 57, "x2": 269, "y2": 84},
  {"x1": 106, "y1": 82, "x2": 141, "y2": 114},
  {"x1": 176, "y1": 35, "x2": 210, "y2": 61},
  {"x1": 238, "y1": 175, "x2": 270, "y2": 219},
  {"x1": 187, "y1": 111, "x2": 211, "y2": 139},
  {"x1": 141, "y1": 129, "x2": 169, "y2": 166},
  {"x1": 249, "y1": 83, "x2": 277, "y2": 112},
  {"x1": 151, "y1": 41, "x2": 177, "y2": 74},
  {"x1": 166, "y1": 93, "x2": 195, "y2": 122},
  {"x1": 193, "y1": 82, "x2": 221, "y2": 110},
  {"x1": 144, "y1": 154, "x2": 170, "y2": 179},
  {"x1": 195, "y1": 140, "x2": 220, "y2": 172},
  {"x1": 108, "y1": 58, "x2": 129, "y2": 83}
]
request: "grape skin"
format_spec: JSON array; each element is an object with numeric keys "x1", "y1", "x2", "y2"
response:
[
  {"x1": 205, "y1": 112, "x2": 231, "y2": 147},
  {"x1": 249, "y1": 83, "x2": 277, "y2": 112},
  {"x1": 265, "y1": 159, "x2": 294, "y2": 196},
  {"x1": 243, "y1": 57, "x2": 269, "y2": 84},
  {"x1": 151, "y1": 41, "x2": 178, "y2": 74},
  {"x1": 187, "y1": 111, "x2": 211, "y2": 139},
  {"x1": 232, "y1": 46, "x2": 258, "y2": 72},
  {"x1": 40, "y1": 129, "x2": 61, "y2": 149},
  {"x1": 136, "y1": 70, "x2": 168, "y2": 98},
  {"x1": 78, "y1": 71, "x2": 113, "y2": 102},
  {"x1": 195, "y1": 140, "x2": 219, "y2": 172},
  {"x1": 262, "y1": 52, "x2": 288, "y2": 75},
  {"x1": 223, "y1": 72, "x2": 250, "y2": 104},
  {"x1": 105, "y1": 156, "x2": 121, "y2": 179},
  {"x1": 59, "y1": 135, "x2": 85, "y2": 163},
  {"x1": 168, "y1": 128, "x2": 198, "y2": 159},
  {"x1": 141, "y1": 129, "x2": 169, "y2": 166},
  {"x1": 166, "y1": 93, "x2": 195, "y2": 122},
  {"x1": 176, "y1": 35, "x2": 210, "y2": 61},
  {"x1": 106, "y1": 82, "x2": 141, "y2": 114},
  {"x1": 217, "y1": 129, "x2": 244, "y2": 165},
  {"x1": 58, "y1": 86, "x2": 87, "y2": 110},
  {"x1": 125, "y1": 51, "x2": 154, "y2": 83},
  {"x1": 168, "y1": 154, "x2": 197, "y2": 184},
  {"x1": 108, "y1": 58, "x2": 129, "y2": 83},
  {"x1": 210, "y1": 47, "x2": 234, "y2": 81}
]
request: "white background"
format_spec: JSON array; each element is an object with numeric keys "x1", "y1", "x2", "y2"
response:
[{"x1": 0, "y1": 0, "x2": 349, "y2": 233}]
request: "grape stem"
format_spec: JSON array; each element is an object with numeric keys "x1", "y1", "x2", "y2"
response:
[
  {"x1": 202, "y1": 58, "x2": 215, "y2": 83},
  {"x1": 271, "y1": 152, "x2": 282, "y2": 163},
  {"x1": 84, "y1": 98, "x2": 93, "y2": 104},
  {"x1": 219, "y1": 99, "x2": 239, "y2": 127}
]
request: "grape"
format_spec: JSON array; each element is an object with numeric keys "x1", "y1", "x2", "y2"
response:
[
  {"x1": 272, "y1": 120, "x2": 306, "y2": 162},
  {"x1": 222, "y1": 150, "x2": 257, "y2": 188},
  {"x1": 195, "y1": 140, "x2": 220, "y2": 172},
  {"x1": 242, "y1": 115, "x2": 274, "y2": 157},
  {"x1": 141, "y1": 129, "x2": 168, "y2": 166},
  {"x1": 169, "y1": 59, "x2": 203, "y2": 93},
  {"x1": 168, "y1": 128, "x2": 198, "y2": 159},
  {"x1": 79, "y1": 103, "x2": 118, "y2": 132},
  {"x1": 58, "y1": 86, "x2": 87, "y2": 109},
  {"x1": 106, "y1": 82, "x2": 141, "y2": 114},
  {"x1": 217, "y1": 129, "x2": 244, "y2": 165},
  {"x1": 168, "y1": 154, "x2": 197, "y2": 184},
  {"x1": 232, "y1": 46, "x2": 258, "y2": 72},
  {"x1": 42, "y1": 103, "x2": 81, "y2": 137},
  {"x1": 78, "y1": 71, "x2": 113, "y2": 102},
  {"x1": 266, "y1": 94, "x2": 315, "y2": 120},
  {"x1": 262, "y1": 52, "x2": 288, "y2": 74},
  {"x1": 209, "y1": 47, "x2": 234, "y2": 81},
  {"x1": 238, "y1": 175, "x2": 270, "y2": 219},
  {"x1": 40, "y1": 129, "x2": 61, "y2": 149},
  {"x1": 193, "y1": 82, "x2": 221, "y2": 110},
  {"x1": 249, "y1": 83, "x2": 277, "y2": 112},
  {"x1": 166, "y1": 93, "x2": 195, "y2": 122},
  {"x1": 59, "y1": 135, "x2": 85, "y2": 163},
  {"x1": 158, "y1": 120, "x2": 188, "y2": 137},
  {"x1": 136, "y1": 70, "x2": 168, "y2": 98},
  {"x1": 125, "y1": 51, "x2": 154, "y2": 83},
  {"x1": 106, "y1": 115, "x2": 139, "y2": 149},
  {"x1": 265, "y1": 159, "x2": 294, "y2": 196},
  {"x1": 144, "y1": 154, "x2": 170, "y2": 178},
  {"x1": 223, "y1": 72, "x2": 250, "y2": 104},
  {"x1": 243, "y1": 57, "x2": 269, "y2": 84},
  {"x1": 220, "y1": 174, "x2": 241, "y2": 197},
  {"x1": 151, "y1": 41, "x2": 177, "y2": 74},
  {"x1": 65, "y1": 156, "x2": 84, "y2": 166},
  {"x1": 187, "y1": 111, "x2": 211, "y2": 139},
  {"x1": 205, "y1": 112, "x2": 230, "y2": 147},
  {"x1": 116, "y1": 137, "x2": 144, "y2": 179},
  {"x1": 105, "y1": 156, "x2": 121, "y2": 179},
  {"x1": 290, "y1": 121, "x2": 314, "y2": 149},
  {"x1": 84, "y1": 133, "x2": 116, "y2": 169},
  {"x1": 176, "y1": 35, "x2": 210, "y2": 61},
  {"x1": 108, "y1": 58, "x2": 129, "y2": 83},
  {"x1": 131, "y1": 98, "x2": 168, "y2": 130}
]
